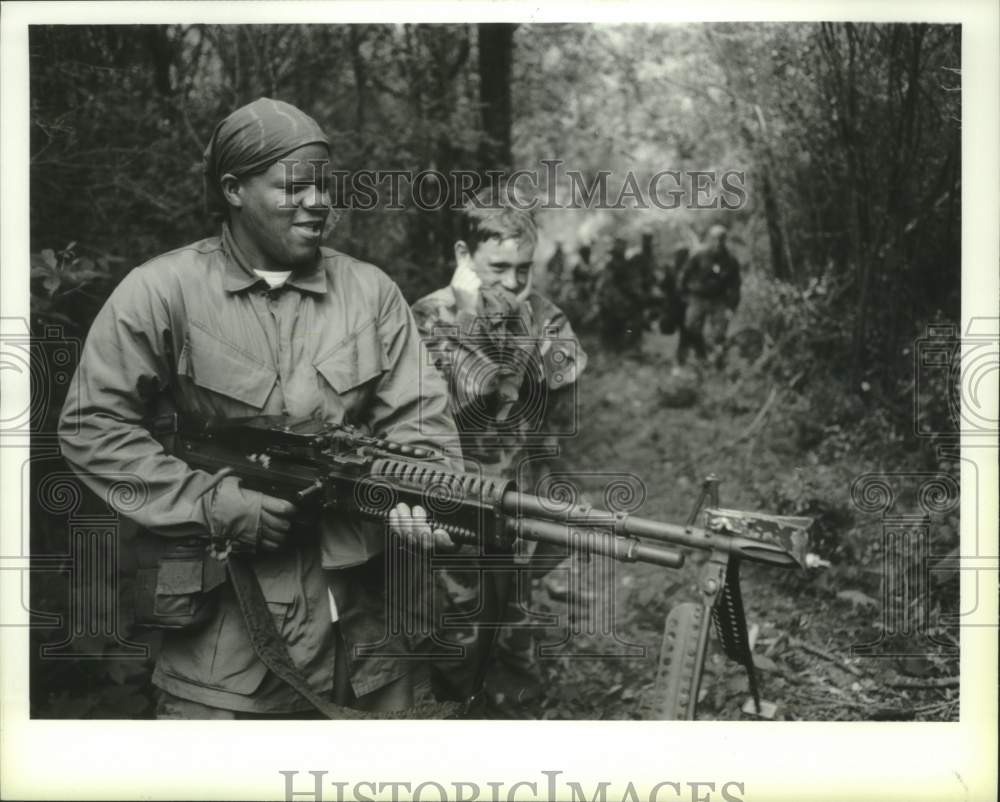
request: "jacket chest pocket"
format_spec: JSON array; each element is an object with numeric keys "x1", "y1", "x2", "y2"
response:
[
  {"x1": 177, "y1": 323, "x2": 277, "y2": 416},
  {"x1": 314, "y1": 322, "x2": 386, "y2": 425}
]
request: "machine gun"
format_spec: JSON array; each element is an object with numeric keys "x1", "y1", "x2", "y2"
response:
[{"x1": 156, "y1": 413, "x2": 812, "y2": 720}]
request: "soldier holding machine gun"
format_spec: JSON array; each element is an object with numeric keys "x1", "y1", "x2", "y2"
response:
[{"x1": 58, "y1": 97, "x2": 462, "y2": 720}]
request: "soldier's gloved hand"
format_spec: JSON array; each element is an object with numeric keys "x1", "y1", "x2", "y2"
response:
[
  {"x1": 388, "y1": 502, "x2": 456, "y2": 551},
  {"x1": 208, "y1": 476, "x2": 297, "y2": 555},
  {"x1": 450, "y1": 261, "x2": 482, "y2": 315},
  {"x1": 258, "y1": 494, "x2": 298, "y2": 552}
]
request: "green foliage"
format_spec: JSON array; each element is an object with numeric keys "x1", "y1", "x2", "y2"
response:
[
  {"x1": 30, "y1": 241, "x2": 120, "y2": 331},
  {"x1": 705, "y1": 23, "x2": 961, "y2": 372},
  {"x1": 29, "y1": 24, "x2": 489, "y2": 296},
  {"x1": 738, "y1": 269, "x2": 854, "y2": 376}
]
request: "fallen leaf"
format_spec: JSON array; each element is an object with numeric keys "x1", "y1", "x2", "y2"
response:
[
  {"x1": 742, "y1": 698, "x2": 778, "y2": 719},
  {"x1": 836, "y1": 589, "x2": 878, "y2": 609},
  {"x1": 753, "y1": 654, "x2": 780, "y2": 672}
]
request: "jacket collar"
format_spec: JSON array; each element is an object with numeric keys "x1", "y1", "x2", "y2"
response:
[{"x1": 221, "y1": 223, "x2": 327, "y2": 295}]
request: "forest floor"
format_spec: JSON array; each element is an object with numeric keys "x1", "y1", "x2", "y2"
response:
[{"x1": 512, "y1": 330, "x2": 961, "y2": 723}]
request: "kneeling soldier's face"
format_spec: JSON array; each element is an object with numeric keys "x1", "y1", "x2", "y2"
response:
[{"x1": 226, "y1": 142, "x2": 332, "y2": 270}]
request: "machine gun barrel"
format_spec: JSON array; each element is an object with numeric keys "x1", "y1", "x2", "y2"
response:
[
  {"x1": 512, "y1": 518, "x2": 685, "y2": 568},
  {"x1": 503, "y1": 492, "x2": 808, "y2": 569}
]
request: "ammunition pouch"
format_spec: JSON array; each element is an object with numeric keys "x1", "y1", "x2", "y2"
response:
[{"x1": 133, "y1": 531, "x2": 227, "y2": 631}]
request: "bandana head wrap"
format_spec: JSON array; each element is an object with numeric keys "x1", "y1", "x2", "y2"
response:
[{"x1": 203, "y1": 97, "x2": 329, "y2": 211}]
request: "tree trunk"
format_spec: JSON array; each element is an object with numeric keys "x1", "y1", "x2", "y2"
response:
[
  {"x1": 738, "y1": 122, "x2": 790, "y2": 280},
  {"x1": 349, "y1": 26, "x2": 367, "y2": 131},
  {"x1": 760, "y1": 170, "x2": 791, "y2": 280},
  {"x1": 477, "y1": 23, "x2": 516, "y2": 172},
  {"x1": 145, "y1": 26, "x2": 176, "y2": 98}
]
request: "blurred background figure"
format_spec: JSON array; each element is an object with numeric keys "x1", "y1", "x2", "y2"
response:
[
  {"x1": 675, "y1": 223, "x2": 742, "y2": 368},
  {"x1": 598, "y1": 236, "x2": 649, "y2": 350},
  {"x1": 546, "y1": 240, "x2": 566, "y2": 284},
  {"x1": 628, "y1": 231, "x2": 659, "y2": 335},
  {"x1": 558, "y1": 241, "x2": 597, "y2": 331},
  {"x1": 657, "y1": 245, "x2": 689, "y2": 338}
]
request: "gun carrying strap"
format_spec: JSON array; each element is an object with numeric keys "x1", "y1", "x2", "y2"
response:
[{"x1": 226, "y1": 555, "x2": 458, "y2": 720}]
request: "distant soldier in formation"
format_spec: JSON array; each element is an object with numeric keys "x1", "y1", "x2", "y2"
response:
[
  {"x1": 546, "y1": 240, "x2": 566, "y2": 285},
  {"x1": 676, "y1": 224, "x2": 741, "y2": 367},
  {"x1": 596, "y1": 233, "x2": 659, "y2": 350},
  {"x1": 575, "y1": 243, "x2": 592, "y2": 278},
  {"x1": 560, "y1": 242, "x2": 596, "y2": 330},
  {"x1": 628, "y1": 231, "x2": 658, "y2": 333},
  {"x1": 657, "y1": 246, "x2": 689, "y2": 337},
  {"x1": 597, "y1": 237, "x2": 644, "y2": 350}
]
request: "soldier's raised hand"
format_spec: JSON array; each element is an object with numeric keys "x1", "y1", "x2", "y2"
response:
[{"x1": 450, "y1": 259, "x2": 482, "y2": 315}]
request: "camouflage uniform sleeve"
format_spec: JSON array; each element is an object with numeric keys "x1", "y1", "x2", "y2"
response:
[
  {"x1": 411, "y1": 293, "x2": 502, "y2": 424},
  {"x1": 525, "y1": 297, "x2": 588, "y2": 482},
  {"x1": 536, "y1": 299, "x2": 588, "y2": 391}
]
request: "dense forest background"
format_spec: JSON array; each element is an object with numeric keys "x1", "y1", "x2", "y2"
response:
[{"x1": 27, "y1": 23, "x2": 963, "y2": 719}]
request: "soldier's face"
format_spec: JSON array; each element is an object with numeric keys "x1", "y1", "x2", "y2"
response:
[
  {"x1": 467, "y1": 236, "x2": 535, "y2": 298},
  {"x1": 225, "y1": 143, "x2": 332, "y2": 269}
]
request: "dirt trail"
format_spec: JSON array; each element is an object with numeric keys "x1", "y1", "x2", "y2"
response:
[{"x1": 526, "y1": 332, "x2": 960, "y2": 721}]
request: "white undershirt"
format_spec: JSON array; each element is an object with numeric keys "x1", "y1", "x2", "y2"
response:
[
  {"x1": 253, "y1": 268, "x2": 292, "y2": 288},
  {"x1": 327, "y1": 588, "x2": 339, "y2": 622}
]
